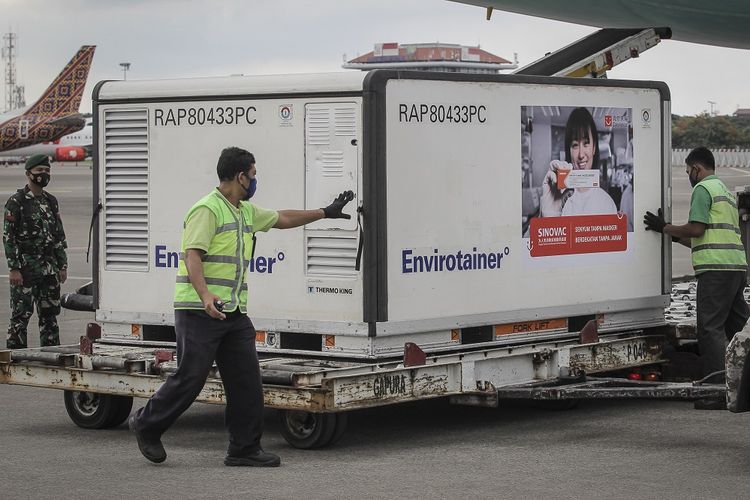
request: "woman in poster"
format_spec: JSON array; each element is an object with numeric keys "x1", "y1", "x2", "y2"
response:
[{"x1": 540, "y1": 107, "x2": 617, "y2": 217}]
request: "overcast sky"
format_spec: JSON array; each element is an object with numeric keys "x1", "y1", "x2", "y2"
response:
[{"x1": 1, "y1": 0, "x2": 748, "y2": 116}]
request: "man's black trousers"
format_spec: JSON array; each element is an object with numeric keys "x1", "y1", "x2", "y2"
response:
[
  {"x1": 136, "y1": 309, "x2": 264, "y2": 457},
  {"x1": 697, "y1": 271, "x2": 750, "y2": 380}
]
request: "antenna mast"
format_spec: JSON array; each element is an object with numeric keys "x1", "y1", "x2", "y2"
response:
[{"x1": 2, "y1": 32, "x2": 25, "y2": 112}]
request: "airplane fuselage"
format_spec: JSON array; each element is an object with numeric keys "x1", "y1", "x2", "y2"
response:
[
  {"x1": 0, "y1": 113, "x2": 85, "y2": 152},
  {"x1": 0, "y1": 121, "x2": 92, "y2": 161}
]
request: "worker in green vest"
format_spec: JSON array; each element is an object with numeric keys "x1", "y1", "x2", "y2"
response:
[
  {"x1": 644, "y1": 147, "x2": 749, "y2": 409},
  {"x1": 128, "y1": 146, "x2": 354, "y2": 465}
]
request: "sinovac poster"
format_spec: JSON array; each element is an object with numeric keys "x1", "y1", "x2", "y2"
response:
[{"x1": 521, "y1": 105, "x2": 633, "y2": 259}]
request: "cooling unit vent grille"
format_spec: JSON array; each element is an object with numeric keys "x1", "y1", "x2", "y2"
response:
[
  {"x1": 103, "y1": 109, "x2": 149, "y2": 271},
  {"x1": 306, "y1": 234, "x2": 358, "y2": 277}
]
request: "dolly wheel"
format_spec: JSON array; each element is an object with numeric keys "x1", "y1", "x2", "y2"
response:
[
  {"x1": 328, "y1": 411, "x2": 348, "y2": 446},
  {"x1": 63, "y1": 390, "x2": 133, "y2": 429},
  {"x1": 278, "y1": 410, "x2": 347, "y2": 449}
]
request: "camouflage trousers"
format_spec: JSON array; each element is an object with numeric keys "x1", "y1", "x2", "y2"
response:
[{"x1": 7, "y1": 273, "x2": 61, "y2": 349}]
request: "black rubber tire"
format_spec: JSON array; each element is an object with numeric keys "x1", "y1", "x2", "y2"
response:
[
  {"x1": 105, "y1": 395, "x2": 134, "y2": 428},
  {"x1": 327, "y1": 412, "x2": 348, "y2": 447},
  {"x1": 278, "y1": 410, "x2": 339, "y2": 449},
  {"x1": 63, "y1": 391, "x2": 133, "y2": 429}
]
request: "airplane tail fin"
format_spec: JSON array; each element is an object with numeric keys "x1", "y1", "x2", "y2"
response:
[{"x1": 26, "y1": 45, "x2": 96, "y2": 119}]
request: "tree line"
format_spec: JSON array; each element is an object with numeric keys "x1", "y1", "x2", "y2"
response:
[{"x1": 672, "y1": 113, "x2": 750, "y2": 149}]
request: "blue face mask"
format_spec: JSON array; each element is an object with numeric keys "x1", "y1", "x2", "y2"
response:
[{"x1": 241, "y1": 175, "x2": 257, "y2": 200}]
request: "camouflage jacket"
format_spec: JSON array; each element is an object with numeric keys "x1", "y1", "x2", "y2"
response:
[{"x1": 3, "y1": 186, "x2": 67, "y2": 276}]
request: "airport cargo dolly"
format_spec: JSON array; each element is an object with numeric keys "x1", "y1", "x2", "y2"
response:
[{"x1": 0, "y1": 328, "x2": 729, "y2": 449}]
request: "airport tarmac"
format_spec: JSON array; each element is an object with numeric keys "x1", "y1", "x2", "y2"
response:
[{"x1": 2, "y1": 163, "x2": 750, "y2": 498}]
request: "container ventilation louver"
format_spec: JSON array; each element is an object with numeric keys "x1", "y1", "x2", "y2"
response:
[{"x1": 102, "y1": 109, "x2": 149, "y2": 271}]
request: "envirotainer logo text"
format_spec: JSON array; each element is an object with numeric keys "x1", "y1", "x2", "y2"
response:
[{"x1": 402, "y1": 246, "x2": 510, "y2": 274}]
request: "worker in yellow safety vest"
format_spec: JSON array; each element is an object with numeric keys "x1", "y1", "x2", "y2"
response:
[
  {"x1": 128, "y1": 146, "x2": 354, "y2": 464},
  {"x1": 644, "y1": 147, "x2": 749, "y2": 409}
]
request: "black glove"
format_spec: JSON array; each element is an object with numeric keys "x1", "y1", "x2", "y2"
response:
[
  {"x1": 643, "y1": 208, "x2": 667, "y2": 233},
  {"x1": 322, "y1": 191, "x2": 355, "y2": 219}
]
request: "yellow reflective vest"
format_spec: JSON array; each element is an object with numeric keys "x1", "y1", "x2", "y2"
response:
[
  {"x1": 173, "y1": 190, "x2": 255, "y2": 312},
  {"x1": 691, "y1": 177, "x2": 747, "y2": 274}
]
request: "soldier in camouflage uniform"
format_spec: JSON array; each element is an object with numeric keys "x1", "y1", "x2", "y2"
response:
[{"x1": 3, "y1": 154, "x2": 68, "y2": 349}]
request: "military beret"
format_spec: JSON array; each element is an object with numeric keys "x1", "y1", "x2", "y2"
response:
[{"x1": 25, "y1": 154, "x2": 51, "y2": 170}]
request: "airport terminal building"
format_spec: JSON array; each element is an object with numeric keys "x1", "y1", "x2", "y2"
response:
[{"x1": 343, "y1": 42, "x2": 517, "y2": 73}]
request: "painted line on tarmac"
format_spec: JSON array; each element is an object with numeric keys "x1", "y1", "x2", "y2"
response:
[{"x1": 724, "y1": 167, "x2": 750, "y2": 176}]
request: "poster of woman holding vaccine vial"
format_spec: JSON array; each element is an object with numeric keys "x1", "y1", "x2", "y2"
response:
[{"x1": 521, "y1": 105, "x2": 633, "y2": 257}]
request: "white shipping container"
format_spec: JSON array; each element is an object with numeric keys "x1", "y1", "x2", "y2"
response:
[{"x1": 92, "y1": 70, "x2": 671, "y2": 358}]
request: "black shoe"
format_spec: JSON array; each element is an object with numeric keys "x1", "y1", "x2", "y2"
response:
[
  {"x1": 693, "y1": 398, "x2": 727, "y2": 410},
  {"x1": 128, "y1": 415, "x2": 167, "y2": 463},
  {"x1": 224, "y1": 449, "x2": 281, "y2": 467}
]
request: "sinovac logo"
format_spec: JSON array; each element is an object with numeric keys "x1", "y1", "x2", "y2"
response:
[{"x1": 401, "y1": 246, "x2": 510, "y2": 274}]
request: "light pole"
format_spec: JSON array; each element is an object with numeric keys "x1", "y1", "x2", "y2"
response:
[
  {"x1": 119, "y1": 62, "x2": 131, "y2": 80},
  {"x1": 706, "y1": 100, "x2": 717, "y2": 146}
]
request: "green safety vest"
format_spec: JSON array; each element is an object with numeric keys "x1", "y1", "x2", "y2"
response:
[
  {"x1": 691, "y1": 177, "x2": 747, "y2": 274},
  {"x1": 173, "y1": 190, "x2": 255, "y2": 312}
]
